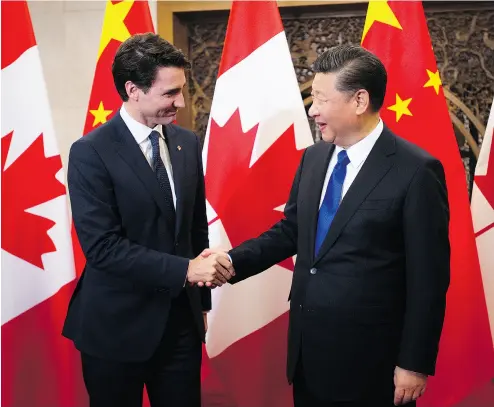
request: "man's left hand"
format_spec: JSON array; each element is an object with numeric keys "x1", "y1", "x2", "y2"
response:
[{"x1": 394, "y1": 366, "x2": 427, "y2": 405}]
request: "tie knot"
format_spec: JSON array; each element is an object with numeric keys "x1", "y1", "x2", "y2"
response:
[
  {"x1": 337, "y1": 150, "x2": 349, "y2": 166},
  {"x1": 149, "y1": 130, "x2": 160, "y2": 146}
]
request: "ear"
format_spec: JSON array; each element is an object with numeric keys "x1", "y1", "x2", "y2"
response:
[
  {"x1": 355, "y1": 89, "x2": 370, "y2": 115},
  {"x1": 125, "y1": 81, "x2": 139, "y2": 102}
]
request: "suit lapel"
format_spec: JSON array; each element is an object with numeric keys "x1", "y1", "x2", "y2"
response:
[
  {"x1": 314, "y1": 129, "x2": 396, "y2": 265},
  {"x1": 162, "y1": 125, "x2": 185, "y2": 239},
  {"x1": 307, "y1": 142, "x2": 335, "y2": 264},
  {"x1": 111, "y1": 114, "x2": 175, "y2": 230}
]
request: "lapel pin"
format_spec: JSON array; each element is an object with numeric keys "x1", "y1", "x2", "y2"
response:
[{"x1": 177, "y1": 145, "x2": 182, "y2": 151}]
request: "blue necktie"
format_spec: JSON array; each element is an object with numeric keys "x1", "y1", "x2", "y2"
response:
[
  {"x1": 149, "y1": 131, "x2": 175, "y2": 220},
  {"x1": 314, "y1": 150, "x2": 350, "y2": 256}
]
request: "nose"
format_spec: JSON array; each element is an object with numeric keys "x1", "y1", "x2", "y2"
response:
[
  {"x1": 308, "y1": 103, "x2": 318, "y2": 118},
  {"x1": 173, "y1": 92, "x2": 186, "y2": 109}
]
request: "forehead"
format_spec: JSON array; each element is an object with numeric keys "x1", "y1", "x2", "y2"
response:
[
  {"x1": 151, "y1": 66, "x2": 186, "y2": 89},
  {"x1": 311, "y1": 72, "x2": 338, "y2": 94}
]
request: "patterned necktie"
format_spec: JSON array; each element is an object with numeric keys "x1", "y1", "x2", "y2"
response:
[
  {"x1": 149, "y1": 130, "x2": 176, "y2": 219},
  {"x1": 314, "y1": 150, "x2": 350, "y2": 256}
]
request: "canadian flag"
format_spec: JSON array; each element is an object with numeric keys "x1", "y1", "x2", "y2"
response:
[
  {"x1": 472, "y1": 99, "x2": 494, "y2": 347},
  {"x1": 1, "y1": 2, "x2": 84, "y2": 406},
  {"x1": 202, "y1": 1, "x2": 313, "y2": 406}
]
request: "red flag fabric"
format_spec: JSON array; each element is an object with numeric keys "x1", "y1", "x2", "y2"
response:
[
  {"x1": 361, "y1": 1, "x2": 494, "y2": 406},
  {"x1": 1, "y1": 1, "x2": 82, "y2": 406},
  {"x1": 202, "y1": 1, "x2": 313, "y2": 406}
]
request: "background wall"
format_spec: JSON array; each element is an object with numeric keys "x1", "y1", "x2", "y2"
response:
[
  {"x1": 28, "y1": 0, "x2": 158, "y2": 172},
  {"x1": 27, "y1": 0, "x2": 493, "y2": 196}
]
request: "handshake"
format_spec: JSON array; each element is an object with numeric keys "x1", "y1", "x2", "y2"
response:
[{"x1": 186, "y1": 249, "x2": 235, "y2": 287}]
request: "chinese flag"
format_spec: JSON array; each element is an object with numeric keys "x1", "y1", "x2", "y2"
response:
[{"x1": 362, "y1": 1, "x2": 494, "y2": 406}]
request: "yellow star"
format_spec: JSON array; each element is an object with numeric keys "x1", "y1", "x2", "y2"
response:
[
  {"x1": 362, "y1": 1, "x2": 403, "y2": 43},
  {"x1": 89, "y1": 101, "x2": 113, "y2": 127},
  {"x1": 424, "y1": 69, "x2": 442, "y2": 95},
  {"x1": 97, "y1": 0, "x2": 134, "y2": 60},
  {"x1": 387, "y1": 94, "x2": 413, "y2": 122}
]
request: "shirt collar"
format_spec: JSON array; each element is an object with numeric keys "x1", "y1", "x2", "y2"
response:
[
  {"x1": 120, "y1": 104, "x2": 164, "y2": 144},
  {"x1": 335, "y1": 119, "x2": 383, "y2": 169}
]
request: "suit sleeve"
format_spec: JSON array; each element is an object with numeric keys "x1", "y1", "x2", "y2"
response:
[
  {"x1": 68, "y1": 139, "x2": 189, "y2": 297},
  {"x1": 190, "y1": 135, "x2": 211, "y2": 312},
  {"x1": 398, "y1": 158, "x2": 450, "y2": 375},
  {"x1": 228, "y1": 150, "x2": 306, "y2": 282}
]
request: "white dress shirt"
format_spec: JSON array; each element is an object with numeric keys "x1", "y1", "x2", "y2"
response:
[
  {"x1": 319, "y1": 119, "x2": 383, "y2": 208},
  {"x1": 120, "y1": 105, "x2": 177, "y2": 209}
]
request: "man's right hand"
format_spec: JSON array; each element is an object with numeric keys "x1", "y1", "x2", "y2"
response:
[{"x1": 187, "y1": 252, "x2": 235, "y2": 287}]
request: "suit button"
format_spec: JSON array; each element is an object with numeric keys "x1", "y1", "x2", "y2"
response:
[
  {"x1": 299, "y1": 304, "x2": 303, "y2": 310},
  {"x1": 310, "y1": 268, "x2": 317, "y2": 275}
]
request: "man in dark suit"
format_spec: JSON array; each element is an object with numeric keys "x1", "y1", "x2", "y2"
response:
[
  {"x1": 63, "y1": 34, "x2": 234, "y2": 407},
  {"x1": 203, "y1": 45, "x2": 450, "y2": 406}
]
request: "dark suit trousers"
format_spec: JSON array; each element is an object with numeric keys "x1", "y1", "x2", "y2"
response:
[
  {"x1": 292, "y1": 356, "x2": 416, "y2": 407},
  {"x1": 81, "y1": 290, "x2": 202, "y2": 407}
]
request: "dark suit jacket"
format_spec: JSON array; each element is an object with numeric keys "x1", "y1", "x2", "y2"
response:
[
  {"x1": 62, "y1": 113, "x2": 210, "y2": 362},
  {"x1": 228, "y1": 127, "x2": 450, "y2": 401}
]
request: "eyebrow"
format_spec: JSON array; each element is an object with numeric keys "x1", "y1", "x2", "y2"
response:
[
  {"x1": 311, "y1": 90, "x2": 326, "y2": 97},
  {"x1": 163, "y1": 87, "x2": 182, "y2": 95}
]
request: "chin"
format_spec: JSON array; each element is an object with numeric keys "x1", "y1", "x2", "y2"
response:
[
  {"x1": 157, "y1": 116, "x2": 175, "y2": 126},
  {"x1": 321, "y1": 132, "x2": 336, "y2": 143}
]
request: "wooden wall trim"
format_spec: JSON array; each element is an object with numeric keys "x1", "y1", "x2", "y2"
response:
[{"x1": 157, "y1": 0, "x2": 367, "y2": 43}]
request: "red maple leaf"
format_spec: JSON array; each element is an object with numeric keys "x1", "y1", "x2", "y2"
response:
[
  {"x1": 1, "y1": 132, "x2": 66, "y2": 269},
  {"x1": 205, "y1": 109, "x2": 305, "y2": 271}
]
